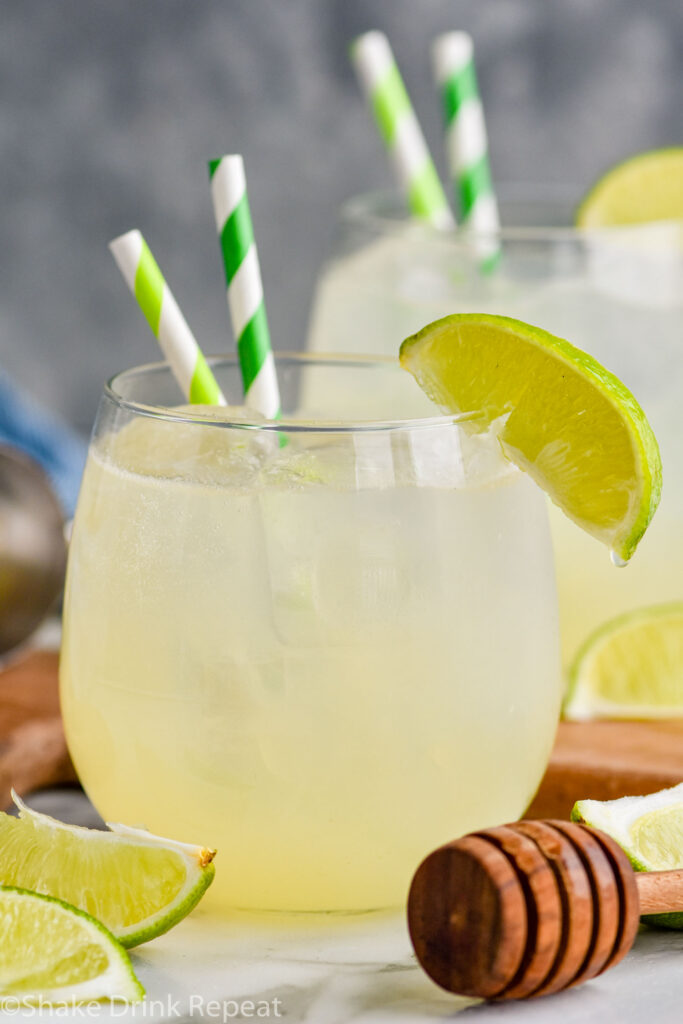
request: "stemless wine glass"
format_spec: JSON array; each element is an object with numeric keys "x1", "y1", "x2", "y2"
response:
[
  {"x1": 60, "y1": 354, "x2": 560, "y2": 912},
  {"x1": 307, "y1": 192, "x2": 683, "y2": 669}
]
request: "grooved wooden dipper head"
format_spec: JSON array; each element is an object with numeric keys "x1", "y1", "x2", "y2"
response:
[{"x1": 407, "y1": 820, "x2": 641, "y2": 1001}]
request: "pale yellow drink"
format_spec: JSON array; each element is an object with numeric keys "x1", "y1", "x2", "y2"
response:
[{"x1": 60, "y1": 359, "x2": 561, "y2": 912}]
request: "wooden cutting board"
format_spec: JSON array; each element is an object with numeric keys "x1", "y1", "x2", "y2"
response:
[
  {"x1": 0, "y1": 652, "x2": 682, "y2": 818},
  {"x1": 0, "y1": 649, "x2": 76, "y2": 808},
  {"x1": 526, "y1": 718, "x2": 683, "y2": 819}
]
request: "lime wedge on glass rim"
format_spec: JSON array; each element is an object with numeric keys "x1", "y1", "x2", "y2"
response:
[
  {"x1": 572, "y1": 782, "x2": 683, "y2": 929},
  {"x1": 0, "y1": 793, "x2": 215, "y2": 949},
  {"x1": 576, "y1": 148, "x2": 683, "y2": 228},
  {"x1": 399, "y1": 313, "x2": 661, "y2": 564},
  {"x1": 564, "y1": 602, "x2": 683, "y2": 720},
  {"x1": 0, "y1": 886, "x2": 144, "y2": 1005}
]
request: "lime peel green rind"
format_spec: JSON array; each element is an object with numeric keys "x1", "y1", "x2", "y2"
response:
[
  {"x1": 0, "y1": 793, "x2": 215, "y2": 949},
  {"x1": 564, "y1": 601, "x2": 683, "y2": 720},
  {"x1": 399, "y1": 313, "x2": 662, "y2": 563},
  {"x1": 106, "y1": 821, "x2": 216, "y2": 947},
  {"x1": 0, "y1": 885, "x2": 144, "y2": 1005},
  {"x1": 572, "y1": 782, "x2": 683, "y2": 929},
  {"x1": 576, "y1": 147, "x2": 683, "y2": 228}
]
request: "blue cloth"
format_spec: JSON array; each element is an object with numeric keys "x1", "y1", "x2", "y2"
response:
[{"x1": 0, "y1": 372, "x2": 87, "y2": 519}]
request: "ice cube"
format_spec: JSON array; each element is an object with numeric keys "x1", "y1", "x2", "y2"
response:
[{"x1": 101, "y1": 404, "x2": 271, "y2": 487}]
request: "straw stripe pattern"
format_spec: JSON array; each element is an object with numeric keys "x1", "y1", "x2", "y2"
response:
[
  {"x1": 351, "y1": 31, "x2": 455, "y2": 230},
  {"x1": 209, "y1": 155, "x2": 281, "y2": 419},
  {"x1": 432, "y1": 32, "x2": 500, "y2": 262},
  {"x1": 109, "y1": 230, "x2": 225, "y2": 405}
]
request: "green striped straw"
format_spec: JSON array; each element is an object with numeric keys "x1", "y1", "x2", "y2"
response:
[
  {"x1": 432, "y1": 32, "x2": 501, "y2": 265},
  {"x1": 109, "y1": 230, "x2": 225, "y2": 405},
  {"x1": 351, "y1": 31, "x2": 455, "y2": 230},
  {"x1": 208, "y1": 155, "x2": 281, "y2": 420}
]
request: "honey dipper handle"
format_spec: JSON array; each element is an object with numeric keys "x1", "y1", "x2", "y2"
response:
[{"x1": 636, "y1": 869, "x2": 683, "y2": 915}]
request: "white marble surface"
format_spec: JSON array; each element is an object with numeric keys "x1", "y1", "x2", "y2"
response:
[
  {"x1": 10, "y1": 906, "x2": 683, "y2": 1023},
  {"x1": 11, "y1": 787, "x2": 683, "y2": 1022}
]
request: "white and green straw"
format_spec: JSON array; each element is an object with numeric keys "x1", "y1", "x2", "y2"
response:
[
  {"x1": 432, "y1": 32, "x2": 500, "y2": 262},
  {"x1": 351, "y1": 31, "x2": 455, "y2": 230},
  {"x1": 109, "y1": 230, "x2": 225, "y2": 405},
  {"x1": 208, "y1": 155, "x2": 281, "y2": 420}
]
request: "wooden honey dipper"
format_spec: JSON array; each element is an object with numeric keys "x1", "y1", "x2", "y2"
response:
[{"x1": 408, "y1": 819, "x2": 683, "y2": 1001}]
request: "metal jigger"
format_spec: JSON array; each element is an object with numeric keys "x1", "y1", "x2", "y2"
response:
[{"x1": 0, "y1": 446, "x2": 67, "y2": 655}]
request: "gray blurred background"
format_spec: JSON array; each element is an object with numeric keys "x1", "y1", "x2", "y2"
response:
[{"x1": 1, "y1": 0, "x2": 681, "y2": 433}]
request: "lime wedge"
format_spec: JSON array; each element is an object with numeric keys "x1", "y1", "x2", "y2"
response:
[
  {"x1": 576, "y1": 148, "x2": 683, "y2": 228},
  {"x1": 572, "y1": 782, "x2": 683, "y2": 929},
  {"x1": 0, "y1": 886, "x2": 144, "y2": 1005},
  {"x1": 399, "y1": 314, "x2": 661, "y2": 562},
  {"x1": 564, "y1": 602, "x2": 683, "y2": 720},
  {"x1": 0, "y1": 793, "x2": 215, "y2": 948}
]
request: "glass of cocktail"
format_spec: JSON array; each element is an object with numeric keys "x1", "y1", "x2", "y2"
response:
[
  {"x1": 60, "y1": 353, "x2": 561, "y2": 913},
  {"x1": 307, "y1": 192, "x2": 682, "y2": 673}
]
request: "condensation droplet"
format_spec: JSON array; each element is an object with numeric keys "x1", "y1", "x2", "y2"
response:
[{"x1": 610, "y1": 550, "x2": 628, "y2": 568}]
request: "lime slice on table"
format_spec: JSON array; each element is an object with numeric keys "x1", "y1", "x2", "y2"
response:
[
  {"x1": 564, "y1": 602, "x2": 683, "y2": 720},
  {"x1": 576, "y1": 148, "x2": 683, "y2": 228},
  {"x1": 0, "y1": 886, "x2": 143, "y2": 1005},
  {"x1": 572, "y1": 782, "x2": 683, "y2": 929},
  {"x1": 0, "y1": 793, "x2": 215, "y2": 949},
  {"x1": 399, "y1": 314, "x2": 661, "y2": 564}
]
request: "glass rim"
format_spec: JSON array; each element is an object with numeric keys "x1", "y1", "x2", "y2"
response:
[
  {"x1": 105, "y1": 352, "x2": 478, "y2": 434},
  {"x1": 339, "y1": 187, "x2": 683, "y2": 245}
]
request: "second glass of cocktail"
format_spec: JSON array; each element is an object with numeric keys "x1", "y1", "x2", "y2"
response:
[{"x1": 308, "y1": 193, "x2": 681, "y2": 676}]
